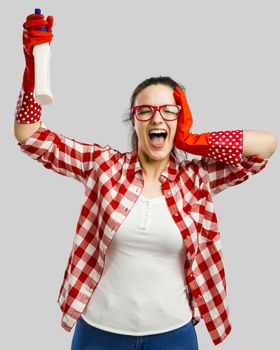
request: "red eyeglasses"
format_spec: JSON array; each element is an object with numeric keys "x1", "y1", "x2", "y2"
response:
[{"x1": 132, "y1": 104, "x2": 181, "y2": 121}]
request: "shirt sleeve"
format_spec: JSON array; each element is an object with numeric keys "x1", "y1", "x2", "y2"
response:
[
  {"x1": 17, "y1": 121, "x2": 103, "y2": 185},
  {"x1": 193, "y1": 155, "x2": 269, "y2": 196}
]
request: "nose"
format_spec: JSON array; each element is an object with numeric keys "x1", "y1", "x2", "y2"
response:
[{"x1": 151, "y1": 107, "x2": 163, "y2": 123}]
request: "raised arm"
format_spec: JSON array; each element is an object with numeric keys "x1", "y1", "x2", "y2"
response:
[
  {"x1": 192, "y1": 131, "x2": 276, "y2": 196},
  {"x1": 13, "y1": 13, "x2": 97, "y2": 185}
]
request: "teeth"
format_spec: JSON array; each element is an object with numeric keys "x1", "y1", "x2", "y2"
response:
[{"x1": 149, "y1": 130, "x2": 167, "y2": 135}]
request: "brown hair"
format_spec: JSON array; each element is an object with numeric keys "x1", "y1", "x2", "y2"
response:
[{"x1": 122, "y1": 76, "x2": 188, "y2": 161}]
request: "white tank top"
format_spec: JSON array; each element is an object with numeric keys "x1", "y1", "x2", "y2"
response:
[{"x1": 81, "y1": 194, "x2": 192, "y2": 335}]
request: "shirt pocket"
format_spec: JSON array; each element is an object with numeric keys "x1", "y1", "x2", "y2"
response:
[
  {"x1": 183, "y1": 188, "x2": 219, "y2": 242},
  {"x1": 184, "y1": 199, "x2": 206, "y2": 233},
  {"x1": 182, "y1": 187, "x2": 208, "y2": 220}
]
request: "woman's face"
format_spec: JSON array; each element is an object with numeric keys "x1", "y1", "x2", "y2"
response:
[{"x1": 133, "y1": 84, "x2": 178, "y2": 162}]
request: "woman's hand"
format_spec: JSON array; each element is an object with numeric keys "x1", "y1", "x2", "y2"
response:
[
  {"x1": 23, "y1": 13, "x2": 54, "y2": 56},
  {"x1": 22, "y1": 13, "x2": 54, "y2": 91},
  {"x1": 173, "y1": 86, "x2": 211, "y2": 157},
  {"x1": 173, "y1": 86, "x2": 193, "y2": 149}
]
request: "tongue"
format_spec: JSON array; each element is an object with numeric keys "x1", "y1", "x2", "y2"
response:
[{"x1": 150, "y1": 135, "x2": 165, "y2": 146}]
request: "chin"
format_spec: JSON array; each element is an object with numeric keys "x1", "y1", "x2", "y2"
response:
[{"x1": 145, "y1": 147, "x2": 172, "y2": 161}]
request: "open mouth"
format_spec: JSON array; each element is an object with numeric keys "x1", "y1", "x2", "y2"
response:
[{"x1": 148, "y1": 130, "x2": 168, "y2": 148}]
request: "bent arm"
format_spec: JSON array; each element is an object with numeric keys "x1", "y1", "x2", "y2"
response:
[
  {"x1": 243, "y1": 130, "x2": 278, "y2": 159},
  {"x1": 190, "y1": 130, "x2": 276, "y2": 196}
]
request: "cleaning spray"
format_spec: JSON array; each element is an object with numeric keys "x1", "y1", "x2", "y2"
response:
[{"x1": 33, "y1": 8, "x2": 53, "y2": 105}]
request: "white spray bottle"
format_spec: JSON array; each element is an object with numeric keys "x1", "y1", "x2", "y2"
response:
[{"x1": 33, "y1": 8, "x2": 53, "y2": 105}]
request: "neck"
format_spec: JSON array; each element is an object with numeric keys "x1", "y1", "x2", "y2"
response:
[{"x1": 137, "y1": 151, "x2": 170, "y2": 181}]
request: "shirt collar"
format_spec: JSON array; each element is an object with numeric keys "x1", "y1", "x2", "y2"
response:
[{"x1": 126, "y1": 148, "x2": 180, "y2": 182}]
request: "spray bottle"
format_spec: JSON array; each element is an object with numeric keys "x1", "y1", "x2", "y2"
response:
[{"x1": 33, "y1": 8, "x2": 53, "y2": 105}]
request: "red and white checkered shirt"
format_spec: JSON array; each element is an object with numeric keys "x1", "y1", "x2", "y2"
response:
[{"x1": 17, "y1": 121, "x2": 268, "y2": 345}]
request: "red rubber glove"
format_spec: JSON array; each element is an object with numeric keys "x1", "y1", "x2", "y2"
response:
[
  {"x1": 173, "y1": 86, "x2": 243, "y2": 165},
  {"x1": 15, "y1": 13, "x2": 54, "y2": 124},
  {"x1": 22, "y1": 13, "x2": 54, "y2": 92}
]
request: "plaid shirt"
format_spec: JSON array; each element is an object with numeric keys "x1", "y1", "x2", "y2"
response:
[{"x1": 18, "y1": 121, "x2": 268, "y2": 345}]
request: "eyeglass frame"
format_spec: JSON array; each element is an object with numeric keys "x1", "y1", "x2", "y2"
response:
[{"x1": 132, "y1": 104, "x2": 182, "y2": 121}]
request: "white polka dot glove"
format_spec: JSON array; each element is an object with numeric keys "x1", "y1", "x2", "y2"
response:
[
  {"x1": 208, "y1": 130, "x2": 243, "y2": 165},
  {"x1": 15, "y1": 88, "x2": 42, "y2": 124},
  {"x1": 173, "y1": 87, "x2": 243, "y2": 165}
]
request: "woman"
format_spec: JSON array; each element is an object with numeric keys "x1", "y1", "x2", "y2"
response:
[{"x1": 14, "y1": 13, "x2": 277, "y2": 350}]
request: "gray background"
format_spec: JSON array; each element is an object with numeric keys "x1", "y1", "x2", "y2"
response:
[{"x1": 1, "y1": 0, "x2": 279, "y2": 349}]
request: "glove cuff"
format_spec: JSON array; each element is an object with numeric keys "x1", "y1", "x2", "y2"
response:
[
  {"x1": 207, "y1": 130, "x2": 243, "y2": 165},
  {"x1": 15, "y1": 88, "x2": 42, "y2": 124}
]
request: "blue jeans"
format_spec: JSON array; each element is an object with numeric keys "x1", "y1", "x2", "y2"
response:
[{"x1": 71, "y1": 316, "x2": 199, "y2": 350}]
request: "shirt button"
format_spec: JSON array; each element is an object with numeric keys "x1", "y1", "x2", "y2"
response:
[
  {"x1": 174, "y1": 212, "x2": 178, "y2": 216},
  {"x1": 167, "y1": 191, "x2": 171, "y2": 196}
]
